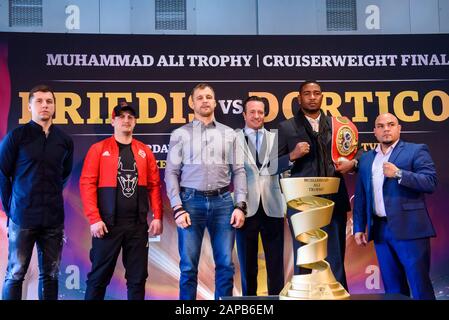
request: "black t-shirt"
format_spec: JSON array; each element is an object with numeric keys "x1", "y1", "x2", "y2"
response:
[{"x1": 115, "y1": 141, "x2": 139, "y2": 223}]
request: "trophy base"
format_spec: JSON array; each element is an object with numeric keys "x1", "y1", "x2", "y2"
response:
[{"x1": 279, "y1": 280, "x2": 350, "y2": 300}]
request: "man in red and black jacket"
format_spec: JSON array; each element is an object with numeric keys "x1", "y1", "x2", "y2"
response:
[{"x1": 80, "y1": 102, "x2": 163, "y2": 300}]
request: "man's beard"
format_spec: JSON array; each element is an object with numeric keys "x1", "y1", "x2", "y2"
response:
[
  {"x1": 301, "y1": 106, "x2": 320, "y2": 116},
  {"x1": 198, "y1": 108, "x2": 213, "y2": 117}
]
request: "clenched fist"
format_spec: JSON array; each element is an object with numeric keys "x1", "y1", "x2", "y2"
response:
[
  {"x1": 289, "y1": 142, "x2": 310, "y2": 161},
  {"x1": 383, "y1": 162, "x2": 399, "y2": 178}
]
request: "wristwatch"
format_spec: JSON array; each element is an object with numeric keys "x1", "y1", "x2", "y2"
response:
[
  {"x1": 234, "y1": 201, "x2": 247, "y2": 215},
  {"x1": 394, "y1": 169, "x2": 403, "y2": 180}
]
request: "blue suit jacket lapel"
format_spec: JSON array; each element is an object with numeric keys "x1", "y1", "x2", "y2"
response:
[
  {"x1": 383, "y1": 140, "x2": 404, "y2": 184},
  {"x1": 363, "y1": 150, "x2": 377, "y2": 230},
  {"x1": 366, "y1": 150, "x2": 376, "y2": 195},
  {"x1": 387, "y1": 140, "x2": 404, "y2": 164}
]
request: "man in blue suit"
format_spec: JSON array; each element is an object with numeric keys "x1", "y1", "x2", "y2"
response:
[{"x1": 353, "y1": 113, "x2": 437, "y2": 300}]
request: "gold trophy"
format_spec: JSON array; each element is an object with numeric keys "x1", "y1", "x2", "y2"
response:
[{"x1": 279, "y1": 117, "x2": 358, "y2": 300}]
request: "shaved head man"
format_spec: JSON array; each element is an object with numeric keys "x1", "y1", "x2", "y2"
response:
[{"x1": 353, "y1": 113, "x2": 437, "y2": 300}]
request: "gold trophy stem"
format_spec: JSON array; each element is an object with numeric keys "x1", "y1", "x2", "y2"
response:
[{"x1": 279, "y1": 177, "x2": 350, "y2": 300}]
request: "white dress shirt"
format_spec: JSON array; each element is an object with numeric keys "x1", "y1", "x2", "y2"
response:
[
  {"x1": 244, "y1": 126, "x2": 264, "y2": 153},
  {"x1": 305, "y1": 114, "x2": 321, "y2": 132},
  {"x1": 372, "y1": 140, "x2": 399, "y2": 217}
]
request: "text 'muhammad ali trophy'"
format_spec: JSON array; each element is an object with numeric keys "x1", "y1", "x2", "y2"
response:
[{"x1": 279, "y1": 116, "x2": 358, "y2": 300}]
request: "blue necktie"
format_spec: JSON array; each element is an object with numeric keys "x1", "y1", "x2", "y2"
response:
[
  {"x1": 255, "y1": 130, "x2": 259, "y2": 154},
  {"x1": 255, "y1": 131, "x2": 262, "y2": 168}
]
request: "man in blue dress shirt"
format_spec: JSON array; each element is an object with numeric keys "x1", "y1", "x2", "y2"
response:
[{"x1": 165, "y1": 83, "x2": 247, "y2": 300}]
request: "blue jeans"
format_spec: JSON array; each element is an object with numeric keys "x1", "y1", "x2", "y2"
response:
[
  {"x1": 178, "y1": 188, "x2": 235, "y2": 300},
  {"x1": 2, "y1": 219, "x2": 64, "y2": 300}
]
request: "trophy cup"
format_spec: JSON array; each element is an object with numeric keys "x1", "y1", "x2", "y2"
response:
[{"x1": 279, "y1": 116, "x2": 358, "y2": 300}]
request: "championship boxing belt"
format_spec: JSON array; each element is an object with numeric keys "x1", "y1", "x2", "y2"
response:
[{"x1": 331, "y1": 116, "x2": 359, "y2": 163}]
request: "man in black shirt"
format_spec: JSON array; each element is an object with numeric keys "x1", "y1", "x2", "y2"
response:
[
  {"x1": 0, "y1": 84, "x2": 74, "y2": 300},
  {"x1": 116, "y1": 142, "x2": 139, "y2": 224}
]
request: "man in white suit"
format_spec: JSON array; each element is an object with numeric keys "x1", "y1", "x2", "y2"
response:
[{"x1": 236, "y1": 96, "x2": 286, "y2": 296}]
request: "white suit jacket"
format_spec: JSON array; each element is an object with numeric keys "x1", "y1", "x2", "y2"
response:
[{"x1": 236, "y1": 128, "x2": 286, "y2": 218}]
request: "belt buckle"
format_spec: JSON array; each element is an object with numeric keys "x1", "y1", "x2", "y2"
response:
[
  {"x1": 203, "y1": 190, "x2": 217, "y2": 196},
  {"x1": 375, "y1": 215, "x2": 387, "y2": 222}
]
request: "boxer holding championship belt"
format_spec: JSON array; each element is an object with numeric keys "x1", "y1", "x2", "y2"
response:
[
  {"x1": 332, "y1": 116, "x2": 359, "y2": 164},
  {"x1": 279, "y1": 117, "x2": 358, "y2": 300}
]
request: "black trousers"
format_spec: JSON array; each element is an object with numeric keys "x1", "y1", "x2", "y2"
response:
[
  {"x1": 236, "y1": 202, "x2": 285, "y2": 296},
  {"x1": 2, "y1": 220, "x2": 63, "y2": 300},
  {"x1": 85, "y1": 222, "x2": 149, "y2": 300},
  {"x1": 287, "y1": 207, "x2": 348, "y2": 290}
]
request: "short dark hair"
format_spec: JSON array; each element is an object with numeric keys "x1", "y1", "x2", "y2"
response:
[
  {"x1": 243, "y1": 96, "x2": 265, "y2": 113},
  {"x1": 29, "y1": 84, "x2": 56, "y2": 103},
  {"x1": 299, "y1": 80, "x2": 321, "y2": 94},
  {"x1": 190, "y1": 83, "x2": 215, "y2": 99}
]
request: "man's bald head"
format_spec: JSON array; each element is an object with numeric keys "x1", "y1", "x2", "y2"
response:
[
  {"x1": 374, "y1": 113, "x2": 401, "y2": 147},
  {"x1": 375, "y1": 113, "x2": 399, "y2": 127}
]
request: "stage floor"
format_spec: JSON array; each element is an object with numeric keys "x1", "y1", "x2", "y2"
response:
[{"x1": 221, "y1": 293, "x2": 410, "y2": 300}]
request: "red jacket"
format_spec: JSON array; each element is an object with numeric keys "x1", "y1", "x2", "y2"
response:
[{"x1": 80, "y1": 136, "x2": 163, "y2": 225}]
